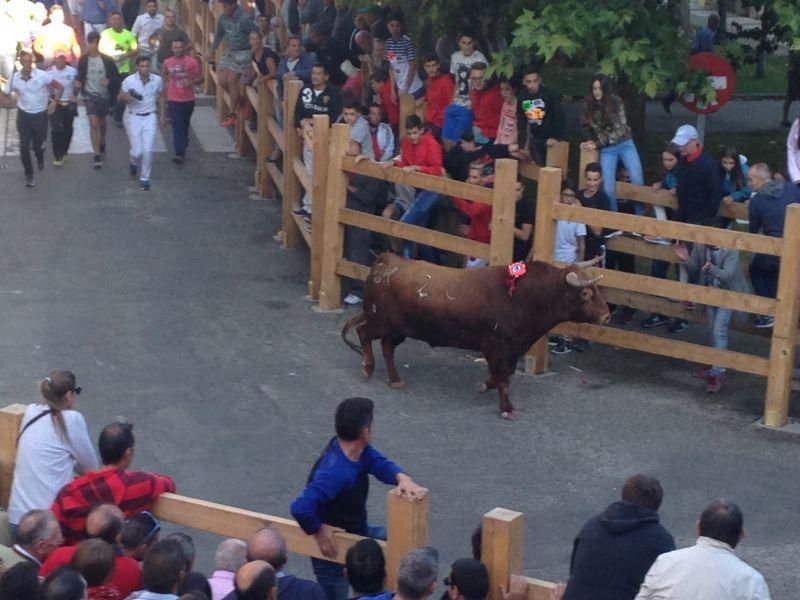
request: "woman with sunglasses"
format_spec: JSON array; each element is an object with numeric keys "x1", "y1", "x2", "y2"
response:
[{"x1": 8, "y1": 370, "x2": 99, "y2": 531}]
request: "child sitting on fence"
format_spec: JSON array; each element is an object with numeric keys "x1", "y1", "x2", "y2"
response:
[{"x1": 673, "y1": 243, "x2": 751, "y2": 394}]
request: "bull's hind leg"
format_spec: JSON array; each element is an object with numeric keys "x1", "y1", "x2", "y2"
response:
[
  {"x1": 487, "y1": 356, "x2": 517, "y2": 420},
  {"x1": 381, "y1": 335, "x2": 406, "y2": 389},
  {"x1": 356, "y1": 321, "x2": 378, "y2": 379}
]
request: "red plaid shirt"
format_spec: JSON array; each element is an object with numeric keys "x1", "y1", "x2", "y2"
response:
[{"x1": 51, "y1": 467, "x2": 176, "y2": 545}]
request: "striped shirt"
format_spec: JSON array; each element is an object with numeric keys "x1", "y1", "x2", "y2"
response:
[
  {"x1": 384, "y1": 35, "x2": 422, "y2": 94},
  {"x1": 51, "y1": 467, "x2": 176, "y2": 545}
]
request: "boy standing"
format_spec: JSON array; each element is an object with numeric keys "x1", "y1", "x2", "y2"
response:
[
  {"x1": 441, "y1": 31, "x2": 487, "y2": 150},
  {"x1": 517, "y1": 64, "x2": 564, "y2": 165},
  {"x1": 576, "y1": 162, "x2": 611, "y2": 263},
  {"x1": 421, "y1": 53, "x2": 453, "y2": 139}
]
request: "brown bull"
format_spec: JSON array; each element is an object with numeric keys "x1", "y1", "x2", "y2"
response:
[{"x1": 341, "y1": 253, "x2": 611, "y2": 419}]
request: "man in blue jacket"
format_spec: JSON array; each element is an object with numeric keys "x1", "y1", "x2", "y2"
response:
[
  {"x1": 748, "y1": 162, "x2": 800, "y2": 327},
  {"x1": 562, "y1": 475, "x2": 675, "y2": 600},
  {"x1": 291, "y1": 397, "x2": 427, "y2": 600}
]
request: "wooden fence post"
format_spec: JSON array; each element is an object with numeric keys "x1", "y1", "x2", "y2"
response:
[
  {"x1": 763, "y1": 204, "x2": 800, "y2": 427},
  {"x1": 256, "y1": 77, "x2": 275, "y2": 198},
  {"x1": 203, "y1": 6, "x2": 216, "y2": 96},
  {"x1": 482, "y1": 508, "x2": 524, "y2": 600},
  {"x1": 399, "y1": 93, "x2": 416, "y2": 140},
  {"x1": 489, "y1": 159, "x2": 518, "y2": 266},
  {"x1": 546, "y1": 141, "x2": 570, "y2": 174},
  {"x1": 525, "y1": 167, "x2": 562, "y2": 375},
  {"x1": 0, "y1": 404, "x2": 25, "y2": 509},
  {"x1": 309, "y1": 114, "x2": 331, "y2": 299},
  {"x1": 578, "y1": 145, "x2": 599, "y2": 189},
  {"x1": 317, "y1": 124, "x2": 350, "y2": 311},
  {"x1": 281, "y1": 78, "x2": 303, "y2": 250},
  {"x1": 385, "y1": 489, "x2": 430, "y2": 591}
]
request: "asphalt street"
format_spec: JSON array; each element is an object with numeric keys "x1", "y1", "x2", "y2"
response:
[{"x1": 1, "y1": 104, "x2": 799, "y2": 598}]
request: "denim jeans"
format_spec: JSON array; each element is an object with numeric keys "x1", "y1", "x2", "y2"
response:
[
  {"x1": 749, "y1": 254, "x2": 780, "y2": 299},
  {"x1": 707, "y1": 305, "x2": 732, "y2": 376},
  {"x1": 600, "y1": 138, "x2": 644, "y2": 214},
  {"x1": 400, "y1": 191, "x2": 441, "y2": 259},
  {"x1": 311, "y1": 525, "x2": 386, "y2": 600},
  {"x1": 168, "y1": 100, "x2": 195, "y2": 156}
]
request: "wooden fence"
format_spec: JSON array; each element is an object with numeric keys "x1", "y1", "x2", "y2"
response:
[
  {"x1": 526, "y1": 166, "x2": 800, "y2": 428},
  {"x1": 0, "y1": 403, "x2": 556, "y2": 599}
]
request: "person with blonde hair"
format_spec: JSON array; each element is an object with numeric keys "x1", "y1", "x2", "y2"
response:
[{"x1": 8, "y1": 370, "x2": 98, "y2": 531}]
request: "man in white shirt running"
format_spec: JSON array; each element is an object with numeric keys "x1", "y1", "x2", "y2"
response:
[
  {"x1": 132, "y1": 0, "x2": 165, "y2": 70},
  {"x1": 0, "y1": 49, "x2": 64, "y2": 187},
  {"x1": 46, "y1": 51, "x2": 79, "y2": 167},
  {"x1": 636, "y1": 499, "x2": 771, "y2": 600},
  {"x1": 119, "y1": 54, "x2": 163, "y2": 191}
]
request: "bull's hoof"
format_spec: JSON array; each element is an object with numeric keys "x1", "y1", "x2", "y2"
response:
[
  {"x1": 388, "y1": 380, "x2": 405, "y2": 389},
  {"x1": 479, "y1": 382, "x2": 494, "y2": 393},
  {"x1": 361, "y1": 363, "x2": 374, "y2": 379},
  {"x1": 500, "y1": 411, "x2": 518, "y2": 420}
]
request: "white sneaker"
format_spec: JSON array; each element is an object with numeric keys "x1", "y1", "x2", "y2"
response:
[{"x1": 343, "y1": 293, "x2": 362, "y2": 305}]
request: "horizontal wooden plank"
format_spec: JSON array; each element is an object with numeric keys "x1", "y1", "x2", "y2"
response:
[
  {"x1": 338, "y1": 209, "x2": 489, "y2": 258},
  {"x1": 266, "y1": 162, "x2": 284, "y2": 194},
  {"x1": 151, "y1": 493, "x2": 384, "y2": 564},
  {"x1": 292, "y1": 157, "x2": 311, "y2": 193},
  {"x1": 614, "y1": 183, "x2": 749, "y2": 221},
  {"x1": 244, "y1": 124, "x2": 257, "y2": 151},
  {"x1": 551, "y1": 204, "x2": 782, "y2": 256},
  {"x1": 718, "y1": 201, "x2": 749, "y2": 221},
  {"x1": 266, "y1": 118, "x2": 284, "y2": 152},
  {"x1": 341, "y1": 157, "x2": 494, "y2": 205},
  {"x1": 336, "y1": 259, "x2": 370, "y2": 281},
  {"x1": 553, "y1": 322, "x2": 770, "y2": 376},
  {"x1": 246, "y1": 87, "x2": 259, "y2": 114},
  {"x1": 518, "y1": 161, "x2": 541, "y2": 182},
  {"x1": 605, "y1": 235, "x2": 680, "y2": 263},
  {"x1": 291, "y1": 212, "x2": 312, "y2": 248},
  {"x1": 594, "y1": 267, "x2": 776, "y2": 316},
  {"x1": 521, "y1": 576, "x2": 560, "y2": 600}
]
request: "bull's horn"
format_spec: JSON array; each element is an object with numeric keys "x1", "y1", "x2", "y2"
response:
[
  {"x1": 573, "y1": 256, "x2": 602, "y2": 269},
  {"x1": 566, "y1": 271, "x2": 604, "y2": 288}
]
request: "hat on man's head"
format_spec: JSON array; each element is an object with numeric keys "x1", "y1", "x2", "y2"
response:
[
  {"x1": 671, "y1": 124, "x2": 699, "y2": 146},
  {"x1": 449, "y1": 558, "x2": 489, "y2": 600}
]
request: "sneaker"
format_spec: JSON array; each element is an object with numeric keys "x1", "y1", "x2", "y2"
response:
[
  {"x1": 693, "y1": 366, "x2": 713, "y2": 380},
  {"x1": 641, "y1": 314, "x2": 669, "y2": 329},
  {"x1": 706, "y1": 374, "x2": 723, "y2": 394},
  {"x1": 93, "y1": 155, "x2": 103, "y2": 169},
  {"x1": 37, "y1": 156, "x2": 44, "y2": 171},
  {"x1": 140, "y1": 180, "x2": 150, "y2": 191},
  {"x1": 99, "y1": 143, "x2": 106, "y2": 156},
  {"x1": 129, "y1": 163, "x2": 138, "y2": 178},
  {"x1": 172, "y1": 155, "x2": 184, "y2": 164},
  {"x1": 754, "y1": 315, "x2": 774, "y2": 329},
  {"x1": 643, "y1": 235, "x2": 672, "y2": 246},
  {"x1": 571, "y1": 338, "x2": 589, "y2": 353},
  {"x1": 548, "y1": 335, "x2": 559, "y2": 347},
  {"x1": 681, "y1": 301, "x2": 696, "y2": 311},
  {"x1": 221, "y1": 114, "x2": 237, "y2": 127},
  {"x1": 611, "y1": 307, "x2": 636, "y2": 325},
  {"x1": 343, "y1": 293, "x2": 362, "y2": 305},
  {"x1": 669, "y1": 319, "x2": 688, "y2": 334},
  {"x1": 781, "y1": 119, "x2": 792, "y2": 127},
  {"x1": 550, "y1": 341, "x2": 572, "y2": 355},
  {"x1": 52, "y1": 158, "x2": 63, "y2": 168},
  {"x1": 25, "y1": 176, "x2": 34, "y2": 187},
  {"x1": 293, "y1": 207, "x2": 310, "y2": 217}
]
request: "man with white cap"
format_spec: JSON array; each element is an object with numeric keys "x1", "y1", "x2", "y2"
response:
[
  {"x1": 46, "y1": 51, "x2": 79, "y2": 166},
  {"x1": 119, "y1": 54, "x2": 164, "y2": 191},
  {"x1": 670, "y1": 124, "x2": 723, "y2": 227}
]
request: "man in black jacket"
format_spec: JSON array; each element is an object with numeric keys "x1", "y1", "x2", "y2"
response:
[
  {"x1": 562, "y1": 474, "x2": 675, "y2": 600},
  {"x1": 671, "y1": 124, "x2": 723, "y2": 226},
  {"x1": 75, "y1": 31, "x2": 121, "y2": 169},
  {"x1": 517, "y1": 64, "x2": 564, "y2": 166}
]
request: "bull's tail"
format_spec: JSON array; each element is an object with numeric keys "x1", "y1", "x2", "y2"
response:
[{"x1": 341, "y1": 311, "x2": 366, "y2": 355}]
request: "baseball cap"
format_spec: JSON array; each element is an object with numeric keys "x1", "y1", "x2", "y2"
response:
[
  {"x1": 671, "y1": 124, "x2": 699, "y2": 146},
  {"x1": 447, "y1": 559, "x2": 489, "y2": 600}
]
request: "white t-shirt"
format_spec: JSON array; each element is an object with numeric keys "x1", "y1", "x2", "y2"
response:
[
  {"x1": 8, "y1": 404, "x2": 99, "y2": 524},
  {"x1": 554, "y1": 220, "x2": 586, "y2": 264},
  {"x1": 450, "y1": 50, "x2": 487, "y2": 107},
  {"x1": 132, "y1": 12, "x2": 165, "y2": 51},
  {"x1": 121, "y1": 72, "x2": 164, "y2": 114},
  {"x1": 350, "y1": 116, "x2": 374, "y2": 160},
  {"x1": 47, "y1": 65, "x2": 78, "y2": 101},
  {"x1": 3, "y1": 69, "x2": 55, "y2": 113},
  {"x1": 384, "y1": 34, "x2": 422, "y2": 95}
]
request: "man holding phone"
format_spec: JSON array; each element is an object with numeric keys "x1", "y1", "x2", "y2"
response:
[{"x1": 120, "y1": 55, "x2": 163, "y2": 191}]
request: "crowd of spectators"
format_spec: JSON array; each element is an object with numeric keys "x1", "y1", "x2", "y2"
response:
[{"x1": 0, "y1": 386, "x2": 773, "y2": 600}]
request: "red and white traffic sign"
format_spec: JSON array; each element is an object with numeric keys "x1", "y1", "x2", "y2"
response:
[{"x1": 680, "y1": 52, "x2": 736, "y2": 115}]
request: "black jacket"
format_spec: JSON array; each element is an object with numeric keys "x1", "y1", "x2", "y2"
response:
[
  {"x1": 675, "y1": 150, "x2": 723, "y2": 224},
  {"x1": 563, "y1": 501, "x2": 675, "y2": 600},
  {"x1": 76, "y1": 53, "x2": 121, "y2": 100},
  {"x1": 748, "y1": 179, "x2": 800, "y2": 237},
  {"x1": 443, "y1": 144, "x2": 509, "y2": 182},
  {"x1": 294, "y1": 84, "x2": 342, "y2": 128},
  {"x1": 279, "y1": 574, "x2": 326, "y2": 600},
  {"x1": 517, "y1": 85, "x2": 565, "y2": 146}
]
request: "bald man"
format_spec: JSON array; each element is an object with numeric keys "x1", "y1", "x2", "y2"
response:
[
  {"x1": 224, "y1": 560, "x2": 277, "y2": 600},
  {"x1": 0, "y1": 510, "x2": 62, "y2": 569},
  {"x1": 40, "y1": 504, "x2": 142, "y2": 598},
  {"x1": 246, "y1": 528, "x2": 325, "y2": 600}
]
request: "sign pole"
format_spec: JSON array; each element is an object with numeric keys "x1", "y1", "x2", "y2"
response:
[{"x1": 696, "y1": 114, "x2": 707, "y2": 146}]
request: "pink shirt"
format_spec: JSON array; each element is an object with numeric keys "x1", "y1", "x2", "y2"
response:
[
  {"x1": 208, "y1": 570, "x2": 235, "y2": 600},
  {"x1": 162, "y1": 55, "x2": 200, "y2": 103},
  {"x1": 494, "y1": 99, "x2": 518, "y2": 145}
]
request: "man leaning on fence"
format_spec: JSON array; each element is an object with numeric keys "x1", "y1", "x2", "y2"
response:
[{"x1": 290, "y1": 397, "x2": 427, "y2": 600}]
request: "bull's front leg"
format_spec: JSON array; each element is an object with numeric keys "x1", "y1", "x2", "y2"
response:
[
  {"x1": 381, "y1": 335, "x2": 406, "y2": 389},
  {"x1": 487, "y1": 355, "x2": 516, "y2": 420}
]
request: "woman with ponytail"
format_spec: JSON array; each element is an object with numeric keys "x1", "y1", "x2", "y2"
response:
[{"x1": 8, "y1": 370, "x2": 98, "y2": 529}]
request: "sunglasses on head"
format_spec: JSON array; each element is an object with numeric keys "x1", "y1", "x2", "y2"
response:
[
  {"x1": 139, "y1": 510, "x2": 161, "y2": 543},
  {"x1": 72, "y1": 387, "x2": 82, "y2": 395}
]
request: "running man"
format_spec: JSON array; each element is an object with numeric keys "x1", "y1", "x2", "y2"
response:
[
  {"x1": 47, "y1": 51, "x2": 79, "y2": 167},
  {"x1": 99, "y1": 10, "x2": 137, "y2": 127},
  {"x1": 119, "y1": 55, "x2": 163, "y2": 191},
  {"x1": 161, "y1": 38, "x2": 199, "y2": 163}
]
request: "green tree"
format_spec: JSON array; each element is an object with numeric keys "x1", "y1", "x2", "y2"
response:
[{"x1": 490, "y1": 0, "x2": 716, "y2": 139}]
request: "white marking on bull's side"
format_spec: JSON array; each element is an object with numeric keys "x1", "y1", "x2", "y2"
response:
[
  {"x1": 417, "y1": 274, "x2": 432, "y2": 298},
  {"x1": 445, "y1": 279, "x2": 458, "y2": 301},
  {"x1": 372, "y1": 263, "x2": 399, "y2": 285}
]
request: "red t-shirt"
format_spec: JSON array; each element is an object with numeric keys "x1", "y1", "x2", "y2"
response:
[
  {"x1": 424, "y1": 73, "x2": 454, "y2": 128},
  {"x1": 452, "y1": 197, "x2": 492, "y2": 244},
  {"x1": 378, "y1": 80, "x2": 399, "y2": 129},
  {"x1": 395, "y1": 132, "x2": 443, "y2": 176},
  {"x1": 470, "y1": 84, "x2": 504, "y2": 139},
  {"x1": 41, "y1": 547, "x2": 142, "y2": 599},
  {"x1": 162, "y1": 55, "x2": 200, "y2": 103}
]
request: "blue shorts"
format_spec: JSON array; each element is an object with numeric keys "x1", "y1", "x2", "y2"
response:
[{"x1": 442, "y1": 104, "x2": 473, "y2": 143}]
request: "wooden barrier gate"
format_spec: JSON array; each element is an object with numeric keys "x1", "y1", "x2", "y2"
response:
[
  {"x1": 526, "y1": 167, "x2": 800, "y2": 428},
  {"x1": 0, "y1": 404, "x2": 556, "y2": 598}
]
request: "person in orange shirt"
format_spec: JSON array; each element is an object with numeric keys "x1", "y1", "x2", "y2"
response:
[{"x1": 33, "y1": 6, "x2": 81, "y2": 69}]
